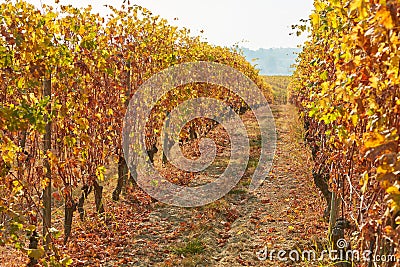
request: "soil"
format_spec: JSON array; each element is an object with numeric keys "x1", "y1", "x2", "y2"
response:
[{"x1": 98, "y1": 104, "x2": 328, "y2": 266}]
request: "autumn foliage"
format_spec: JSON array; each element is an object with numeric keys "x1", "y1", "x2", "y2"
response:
[
  {"x1": 290, "y1": 0, "x2": 400, "y2": 264},
  {"x1": 0, "y1": 1, "x2": 271, "y2": 265}
]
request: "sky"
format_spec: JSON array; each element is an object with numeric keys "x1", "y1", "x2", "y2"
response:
[{"x1": 28, "y1": 0, "x2": 314, "y2": 50}]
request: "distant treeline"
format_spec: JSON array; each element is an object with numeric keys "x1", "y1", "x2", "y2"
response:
[{"x1": 241, "y1": 47, "x2": 301, "y2": 76}]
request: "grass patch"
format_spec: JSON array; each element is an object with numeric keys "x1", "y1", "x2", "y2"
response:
[
  {"x1": 250, "y1": 138, "x2": 262, "y2": 147},
  {"x1": 172, "y1": 238, "x2": 205, "y2": 256},
  {"x1": 228, "y1": 189, "x2": 247, "y2": 195},
  {"x1": 246, "y1": 157, "x2": 259, "y2": 169},
  {"x1": 239, "y1": 179, "x2": 251, "y2": 187}
]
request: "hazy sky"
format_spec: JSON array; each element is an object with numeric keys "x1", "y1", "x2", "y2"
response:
[{"x1": 28, "y1": 0, "x2": 313, "y2": 50}]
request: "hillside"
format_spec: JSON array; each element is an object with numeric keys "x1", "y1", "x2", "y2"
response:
[{"x1": 241, "y1": 47, "x2": 300, "y2": 76}]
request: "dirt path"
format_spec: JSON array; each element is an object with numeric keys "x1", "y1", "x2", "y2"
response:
[
  {"x1": 213, "y1": 104, "x2": 328, "y2": 266},
  {"x1": 66, "y1": 104, "x2": 328, "y2": 266}
]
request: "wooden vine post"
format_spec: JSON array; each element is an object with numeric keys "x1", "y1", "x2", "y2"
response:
[
  {"x1": 113, "y1": 60, "x2": 135, "y2": 201},
  {"x1": 328, "y1": 191, "x2": 339, "y2": 242},
  {"x1": 43, "y1": 78, "x2": 52, "y2": 248}
]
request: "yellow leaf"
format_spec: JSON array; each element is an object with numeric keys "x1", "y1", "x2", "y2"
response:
[
  {"x1": 377, "y1": 164, "x2": 394, "y2": 175},
  {"x1": 96, "y1": 165, "x2": 106, "y2": 181},
  {"x1": 328, "y1": 12, "x2": 338, "y2": 29},
  {"x1": 27, "y1": 247, "x2": 45, "y2": 260},
  {"x1": 321, "y1": 82, "x2": 330, "y2": 93},
  {"x1": 363, "y1": 132, "x2": 385, "y2": 148},
  {"x1": 350, "y1": 0, "x2": 368, "y2": 19},
  {"x1": 310, "y1": 13, "x2": 320, "y2": 27},
  {"x1": 79, "y1": 26, "x2": 85, "y2": 35},
  {"x1": 17, "y1": 77, "x2": 25, "y2": 89},
  {"x1": 386, "y1": 186, "x2": 400, "y2": 195},
  {"x1": 314, "y1": 1, "x2": 327, "y2": 12},
  {"x1": 76, "y1": 118, "x2": 89, "y2": 131},
  {"x1": 350, "y1": 0, "x2": 363, "y2": 12},
  {"x1": 375, "y1": 8, "x2": 394, "y2": 29},
  {"x1": 41, "y1": 178, "x2": 50, "y2": 189},
  {"x1": 47, "y1": 151, "x2": 58, "y2": 165},
  {"x1": 350, "y1": 114, "x2": 358, "y2": 127},
  {"x1": 318, "y1": 97, "x2": 330, "y2": 109},
  {"x1": 1, "y1": 139, "x2": 19, "y2": 164},
  {"x1": 12, "y1": 180, "x2": 23, "y2": 193},
  {"x1": 360, "y1": 171, "x2": 369, "y2": 193},
  {"x1": 64, "y1": 136, "x2": 76, "y2": 148},
  {"x1": 369, "y1": 76, "x2": 379, "y2": 89}
]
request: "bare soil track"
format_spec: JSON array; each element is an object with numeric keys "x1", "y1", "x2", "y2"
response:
[{"x1": 99, "y1": 104, "x2": 327, "y2": 266}]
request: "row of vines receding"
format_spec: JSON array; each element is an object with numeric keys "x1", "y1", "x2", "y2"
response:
[
  {"x1": 290, "y1": 0, "x2": 400, "y2": 265},
  {"x1": 0, "y1": 1, "x2": 272, "y2": 265}
]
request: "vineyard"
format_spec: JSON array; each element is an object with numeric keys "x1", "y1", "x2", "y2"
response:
[
  {"x1": 290, "y1": 0, "x2": 400, "y2": 265},
  {"x1": 0, "y1": 0, "x2": 399, "y2": 266},
  {"x1": 0, "y1": 0, "x2": 272, "y2": 265},
  {"x1": 264, "y1": 76, "x2": 292, "y2": 104}
]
